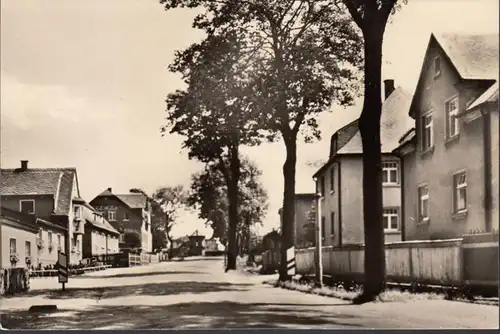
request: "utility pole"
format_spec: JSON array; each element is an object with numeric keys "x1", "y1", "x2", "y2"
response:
[{"x1": 315, "y1": 192, "x2": 323, "y2": 287}]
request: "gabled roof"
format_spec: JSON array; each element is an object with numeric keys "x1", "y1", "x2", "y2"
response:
[
  {"x1": 0, "y1": 167, "x2": 78, "y2": 215},
  {"x1": 85, "y1": 217, "x2": 120, "y2": 235},
  {"x1": 434, "y1": 33, "x2": 499, "y2": 81},
  {"x1": 116, "y1": 194, "x2": 148, "y2": 209},
  {"x1": 92, "y1": 189, "x2": 149, "y2": 209},
  {"x1": 410, "y1": 32, "x2": 499, "y2": 118}
]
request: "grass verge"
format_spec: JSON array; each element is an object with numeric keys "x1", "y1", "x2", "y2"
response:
[{"x1": 263, "y1": 278, "x2": 447, "y2": 302}]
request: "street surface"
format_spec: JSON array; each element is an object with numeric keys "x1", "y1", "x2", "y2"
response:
[{"x1": 1, "y1": 256, "x2": 498, "y2": 329}]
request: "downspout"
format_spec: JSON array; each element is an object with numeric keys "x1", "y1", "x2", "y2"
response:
[
  {"x1": 481, "y1": 106, "x2": 493, "y2": 232},
  {"x1": 399, "y1": 155, "x2": 406, "y2": 241},
  {"x1": 337, "y1": 160, "x2": 342, "y2": 247}
]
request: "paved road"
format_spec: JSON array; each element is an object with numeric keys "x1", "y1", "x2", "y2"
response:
[{"x1": 1, "y1": 257, "x2": 498, "y2": 329}]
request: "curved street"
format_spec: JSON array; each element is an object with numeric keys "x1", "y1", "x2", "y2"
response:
[{"x1": 1, "y1": 257, "x2": 498, "y2": 330}]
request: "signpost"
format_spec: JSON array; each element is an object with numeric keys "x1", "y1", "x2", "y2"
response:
[
  {"x1": 57, "y1": 251, "x2": 68, "y2": 290},
  {"x1": 286, "y1": 246, "x2": 296, "y2": 276}
]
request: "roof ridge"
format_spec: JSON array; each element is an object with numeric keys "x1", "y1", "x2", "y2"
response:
[{"x1": 1, "y1": 168, "x2": 77, "y2": 172}]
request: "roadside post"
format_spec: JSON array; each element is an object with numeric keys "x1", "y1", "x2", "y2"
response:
[{"x1": 57, "y1": 251, "x2": 68, "y2": 291}]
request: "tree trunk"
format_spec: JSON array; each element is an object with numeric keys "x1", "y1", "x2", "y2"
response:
[
  {"x1": 355, "y1": 27, "x2": 386, "y2": 303},
  {"x1": 279, "y1": 137, "x2": 297, "y2": 281},
  {"x1": 225, "y1": 146, "x2": 241, "y2": 272}
]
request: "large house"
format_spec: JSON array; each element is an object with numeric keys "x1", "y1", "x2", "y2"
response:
[
  {"x1": 394, "y1": 33, "x2": 499, "y2": 240},
  {"x1": 90, "y1": 188, "x2": 153, "y2": 253},
  {"x1": 82, "y1": 202, "x2": 120, "y2": 258},
  {"x1": 312, "y1": 80, "x2": 413, "y2": 246},
  {"x1": 279, "y1": 193, "x2": 317, "y2": 249},
  {"x1": 0, "y1": 161, "x2": 85, "y2": 264}
]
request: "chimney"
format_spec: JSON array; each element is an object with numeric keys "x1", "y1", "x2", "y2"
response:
[
  {"x1": 20, "y1": 160, "x2": 28, "y2": 171},
  {"x1": 107, "y1": 187, "x2": 112, "y2": 193},
  {"x1": 384, "y1": 79, "x2": 395, "y2": 100}
]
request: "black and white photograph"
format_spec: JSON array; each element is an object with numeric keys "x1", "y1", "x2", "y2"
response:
[{"x1": 0, "y1": 0, "x2": 498, "y2": 330}]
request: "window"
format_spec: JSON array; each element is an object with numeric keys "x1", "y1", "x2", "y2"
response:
[
  {"x1": 330, "y1": 167, "x2": 335, "y2": 192},
  {"x1": 418, "y1": 185, "x2": 430, "y2": 221},
  {"x1": 19, "y1": 200, "x2": 35, "y2": 214},
  {"x1": 48, "y1": 232, "x2": 53, "y2": 245},
  {"x1": 321, "y1": 176, "x2": 326, "y2": 196},
  {"x1": 72, "y1": 237, "x2": 77, "y2": 247},
  {"x1": 119, "y1": 234, "x2": 124, "y2": 242},
  {"x1": 383, "y1": 208, "x2": 399, "y2": 231},
  {"x1": 330, "y1": 212, "x2": 335, "y2": 236},
  {"x1": 108, "y1": 210, "x2": 116, "y2": 221},
  {"x1": 453, "y1": 172, "x2": 467, "y2": 212},
  {"x1": 25, "y1": 241, "x2": 31, "y2": 257},
  {"x1": 38, "y1": 229, "x2": 42, "y2": 239},
  {"x1": 73, "y1": 205, "x2": 82, "y2": 219},
  {"x1": 124, "y1": 212, "x2": 130, "y2": 220},
  {"x1": 57, "y1": 234, "x2": 61, "y2": 249},
  {"x1": 321, "y1": 216, "x2": 326, "y2": 239},
  {"x1": 446, "y1": 96, "x2": 460, "y2": 138},
  {"x1": 10, "y1": 238, "x2": 16, "y2": 254},
  {"x1": 382, "y1": 161, "x2": 399, "y2": 185},
  {"x1": 434, "y1": 56, "x2": 441, "y2": 76},
  {"x1": 421, "y1": 112, "x2": 434, "y2": 151},
  {"x1": 97, "y1": 211, "x2": 105, "y2": 217}
]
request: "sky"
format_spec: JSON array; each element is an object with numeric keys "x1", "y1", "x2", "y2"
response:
[{"x1": 1, "y1": 0, "x2": 498, "y2": 238}]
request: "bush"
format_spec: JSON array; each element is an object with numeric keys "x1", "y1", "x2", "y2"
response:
[{"x1": 1, "y1": 268, "x2": 30, "y2": 296}]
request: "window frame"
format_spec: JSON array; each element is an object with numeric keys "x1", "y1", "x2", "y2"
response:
[
  {"x1": 421, "y1": 110, "x2": 434, "y2": 152},
  {"x1": 418, "y1": 184, "x2": 430, "y2": 222},
  {"x1": 383, "y1": 207, "x2": 400, "y2": 232},
  {"x1": 433, "y1": 56, "x2": 441, "y2": 77},
  {"x1": 321, "y1": 216, "x2": 326, "y2": 240},
  {"x1": 382, "y1": 161, "x2": 399, "y2": 185},
  {"x1": 320, "y1": 176, "x2": 326, "y2": 197},
  {"x1": 10, "y1": 238, "x2": 17, "y2": 255},
  {"x1": 453, "y1": 171, "x2": 467, "y2": 213},
  {"x1": 330, "y1": 167, "x2": 335, "y2": 193},
  {"x1": 330, "y1": 211, "x2": 335, "y2": 236},
  {"x1": 445, "y1": 95, "x2": 460, "y2": 139},
  {"x1": 108, "y1": 210, "x2": 117, "y2": 222},
  {"x1": 25, "y1": 241, "x2": 31, "y2": 258},
  {"x1": 19, "y1": 199, "x2": 35, "y2": 214}
]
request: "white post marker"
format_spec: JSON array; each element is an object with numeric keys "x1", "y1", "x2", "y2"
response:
[
  {"x1": 286, "y1": 246, "x2": 296, "y2": 276},
  {"x1": 58, "y1": 251, "x2": 68, "y2": 290}
]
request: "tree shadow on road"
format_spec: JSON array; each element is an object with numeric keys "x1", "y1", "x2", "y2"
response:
[
  {"x1": 80, "y1": 270, "x2": 206, "y2": 279},
  {"x1": 4, "y1": 281, "x2": 252, "y2": 301},
  {"x1": 1, "y1": 301, "x2": 365, "y2": 330}
]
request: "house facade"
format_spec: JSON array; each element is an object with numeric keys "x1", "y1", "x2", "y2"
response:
[
  {"x1": 90, "y1": 188, "x2": 153, "y2": 253},
  {"x1": 82, "y1": 202, "x2": 120, "y2": 258},
  {"x1": 0, "y1": 161, "x2": 85, "y2": 264},
  {"x1": 0, "y1": 207, "x2": 38, "y2": 269},
  {"x1": 312, "y1": 81, "x2": 413, "y2": 246},
  {"x1": 394, "y1": 33, "x2": 499, "y2": 240},
  {"x1": 36, "y1": 217, "x2": 68, "y2": 267}
]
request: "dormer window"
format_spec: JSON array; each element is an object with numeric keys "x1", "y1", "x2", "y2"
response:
[
  {"x1": 433, "y1": 56, "x2": 441, "y2": 77},
  {"x1": 20, "y1": 200, "x2": 35, "y2": 214}
]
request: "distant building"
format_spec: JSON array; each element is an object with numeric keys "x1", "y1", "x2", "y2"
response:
[
  {"x1": 0, "y1": 161, "x2": 85, "y2": 264},
  {"x1": 82, "y1": 202, "x2": 120, "y2": 258},
  {"x1": 279, "y1": 193, "x2": 317, "y2": 249},
  {"x1": 90, "y1": 188, "x2": 153, "y2": 253}
]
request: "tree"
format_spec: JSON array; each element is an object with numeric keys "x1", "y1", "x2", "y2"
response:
[
  {"x1": 163, "y1": 30, "x2": 264, "y2": 271},
  {"x1": 123, "y1": 231, "x2": 141, "y2": 249},
  {"x1": 340, "y1": 0, "x2": 405, "y2": 304},
  {"x1": 152, "y1": 185, "x2": 189, "y2": 258},
  {"x1": 159, "y1": 0, "x2": 363, "y2": 281},
  {"x1": 188, "y1": 156, "x2": 269, "y2": 251}
]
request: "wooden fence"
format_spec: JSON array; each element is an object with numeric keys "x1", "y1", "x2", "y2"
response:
[
  {"x1": 30, "y1": 265, "x2": 112, "y2": 278},
  {"x1": 263, "y1": 234, "x2": 498, "y2": 291},
  {"x1": 127, "y1": 253, "x2": 160, "y2": 267}
]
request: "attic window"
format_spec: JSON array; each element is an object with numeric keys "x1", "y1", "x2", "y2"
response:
[
  {"x1": 20, "y1": 200, "x2": 35, "y2": 215},
  {"x1": 433, "y1": 57, "x2": 441, "y2": 77}
]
